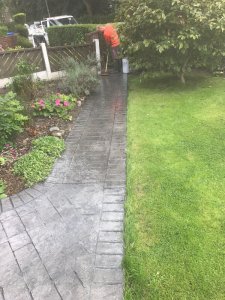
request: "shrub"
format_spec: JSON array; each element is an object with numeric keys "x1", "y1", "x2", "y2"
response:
[
  {"x1": 14, "y1": 149, "x2": 55, "y2": 186},
  {"x1": 32, "y1": 136, "x2": 65, "y2": 158},
  {"x1": 15, "y1": 24, "x2": 28, "y2": 38},
  {"x1": 14, "y1": 136, "x2": 65, "y2": 186},
  {"x1": 6, "y1": 22, "x2": 15, "y2": 32},
  {"x1": 0, "y1": 25, "x2": 7, "y2": 36},
  {"x1": 117, "y1": 0, "x2": 225, "y2": 83},
  {"x1": 77, "y1": 14, "x2": 115, "y2": 24},
  {"x1": 0, "y1": 92, "x2": 28, "y2": 149},
  {"x1": 48, "y1": 24, "x2": 97, "y2": 46},
  {"x1": 60, "y1": 56, "x2": 99, "y2": 97},
  {"x1": 16, "y1": 35, "x2": 32, "y2": 48},
  {"x1": 11, "y1": 59, "x2": 36, "y2": 110},
  {"x1": 32, "y1": 93, "x2": 77, "y2": 120},
  {"x1": 0, "y1": 180, "x2": 7, "y2": 199},
  {"x1": 13, "y1": 13, "x2": 26, "y2": 25}
]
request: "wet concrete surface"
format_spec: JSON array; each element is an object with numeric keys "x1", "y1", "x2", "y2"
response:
[{"x1": 0, "y1": 74, "x2": 127, "y2": 300}]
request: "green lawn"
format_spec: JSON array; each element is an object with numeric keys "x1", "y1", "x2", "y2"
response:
[{"x1": 125, "y1": 74, "x2": 225, "y2": 300}]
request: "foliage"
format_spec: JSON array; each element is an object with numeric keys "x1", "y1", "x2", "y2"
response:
[
  {"x1": 0, "y1": 180, "x2": 6, "y2": 199},
  {"x1": 6, "y1": 45, "x2": 22, "y2": 51},
  {"x1": 13, "y1": 13, "x2": 26, "y2": 24},
  {"x1": 32, "y1": 136, "x2": 65, "y2": 157},
  {"x1": 77, "y1": 14, "x2": 115, "y2": 24},
  {"x1": 16, "y1": 35, "x2": 32, "y2": 48},
  {"x1": 60, "y1": 56, "x2": 99, "y2": 97},
  {"x1": 117, "y1": 0, "x2": 225, "y2": 83},
  {"x1": 6, "y1": 21, "x2": 15, "y2": 32},
  {"x1": 32, "y1": 93, "x2": 77, "y2": 120},
  {"x1": 9, "y1": 0, "x2": 117, "y2": 22},
  {"x1": 0, "y1": 92, "x2": 28, "y2": 149},
  {"x1": 11, "y1": 59, "x2": 36, "y2": 110},
  {"x1": 0, "y1": 143, "x2": 23, "y2": 163},
  {"x1": 0, "y1": 24, "x2": 7, "y2": 36},
  {"x1": 15, "y1": 24, "x2": 28, "y2": 37},
  {"x1": 14, "y1": 136, "x2": 65, "y2": 186},
  {"x1": 14, "y1": 149, "x2": 54, "y2": 187},
  {"x1": 125, "y1": 74, "x2": 225, "y2": 299},
  {"x1": 48, "y1": 24, "x2": 97, "y2": 46},
  {"x1": 0, "y1": 156, "x2": 6, "y2": 165}
]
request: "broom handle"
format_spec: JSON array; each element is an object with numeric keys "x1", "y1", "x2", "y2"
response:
[{"x1": 105, "y1": 52, "x2": 109, "y2": 73}]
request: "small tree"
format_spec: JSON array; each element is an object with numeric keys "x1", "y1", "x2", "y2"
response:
[{"x1": 117, "y1": 0, "x2": 225, "y2": 83}]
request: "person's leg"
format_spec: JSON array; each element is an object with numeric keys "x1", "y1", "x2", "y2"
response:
[
  {"x1": 112, "y1": 46, "x2": 119, "y2": 59},
  {"x1": 112, "y1": 46, "x2": 122, "y2": 72}
]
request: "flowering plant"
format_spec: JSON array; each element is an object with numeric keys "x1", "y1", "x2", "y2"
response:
[{"x1": 32, "y1": 93, "x2": 77, "y2": 120}]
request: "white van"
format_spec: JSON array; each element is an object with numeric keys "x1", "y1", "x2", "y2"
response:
[
  {"x1": 29, "y1": 15, "x2": 78, "y2": 47},
  {"x1": 41, "y1": 15, "x2": 78, "y2": 28}
]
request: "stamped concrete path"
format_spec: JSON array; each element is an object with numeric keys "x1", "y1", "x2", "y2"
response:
[{"x1": 0, "y1": 74, "x2": 127, "y2": 300}]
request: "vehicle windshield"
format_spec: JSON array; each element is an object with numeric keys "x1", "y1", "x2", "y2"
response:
[{"x1": 50, "y1": 17, "x2": 77, "y2": 26}]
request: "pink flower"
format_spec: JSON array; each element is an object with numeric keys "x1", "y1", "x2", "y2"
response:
[
  {"x1": 38, "y1": 99, "x2": 45, "y2": 107},
  {"x1": 63, "y1": 101, "x2": 69, "y2": 107},
  {"x1": 55, "y1": 99, "x2": 61, "y2": 106}
]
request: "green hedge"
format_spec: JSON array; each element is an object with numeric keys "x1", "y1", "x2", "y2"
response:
[
  {"x1": 17, "y1": 36, "x2": 32, "y2": 48},
  {"x1": 77, "y1": 14, "x2": 115, "y2": 24},
  {"x1": 0, "y1": 25, "x2": 7, "y2": 36},
  {"x1": 6, "y1": 22, "x2": 15, "y2": 32},
  {"x1": 13, "y1": 13, "x2": 26, "y2": 25},
  {"x1": 15, "y1": 24, "x2": 28, "y2": 38},
  {"x1": 48, "y1": 24, "x2": 97, "y2": 46}
]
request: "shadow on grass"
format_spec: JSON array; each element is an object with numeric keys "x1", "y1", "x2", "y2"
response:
[{"x1": 129, "y1": 71, "x2": 218, "y2": 93}]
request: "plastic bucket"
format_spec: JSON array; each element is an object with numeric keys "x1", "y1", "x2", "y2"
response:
[{"x1": 122, "y1": 58, "x2": 129, "y2": 74}]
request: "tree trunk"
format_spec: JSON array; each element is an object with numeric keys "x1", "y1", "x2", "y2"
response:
[
  {"x1": 180, "y1": 58, "x2": 189, "y2": 84},
  {"x1": 82, "y1": 0, "x2": 93, "y2": 16},
  {"x1": 180, "y1": 72, "x2": 186, "y2": 84}
]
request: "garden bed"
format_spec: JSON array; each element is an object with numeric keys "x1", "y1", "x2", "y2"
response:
[
  {"x1": 0, "y1": 94, "x2": 81, "y2": 197},
  {"x1": 0, "y1": 56, "x2": 98, "y2": 198}
]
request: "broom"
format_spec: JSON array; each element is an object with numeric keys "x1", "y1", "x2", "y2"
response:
[{"x1": 101, "y1": 52, "x2": 109, "y2": 76}]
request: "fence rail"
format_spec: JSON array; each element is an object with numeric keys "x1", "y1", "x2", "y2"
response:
[
  {"x1": 0, "y1": 43, "x2": 95, "y2": 79},
  {"x1": 48, "y1": 44, "x2": 95, "y2": 72}
]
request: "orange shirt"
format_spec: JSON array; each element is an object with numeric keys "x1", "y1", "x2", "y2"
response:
[{"x1": 103, "y1": 24, "x2": 120, "y2": 47}]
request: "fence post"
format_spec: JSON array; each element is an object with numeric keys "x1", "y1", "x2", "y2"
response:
[
  {"x1": 40, "y1": 43, "x2": 52, "y2": 79},
  {"x1": 93, "y1": 39, "x2": 101, "y2": 74}
]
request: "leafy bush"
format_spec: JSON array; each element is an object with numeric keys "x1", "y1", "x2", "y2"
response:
[
  {"x1": 32, "y1": 136, "x2": 65, "y2": 157},
  {"x1": 48, "y1": 24, "x2": 97, "y2": 46},
  {"x1": 13, "y1": 13, "x2": 26, "y2": 25},
  {"x1": 32, "y1": 93, "x2": 77, "y2": 120},
  {"x1": 0, "y1": 25, "x2": 7, "y2": 36},
  {"x1": 14, "y1": 136, "x2": 65, "y2": 186},
  {"x1": 117, "y1": 0, "x2": 225, "y2": 83},
  {"x1": 0, "y1": 180, "x2": 7, "y2": 199},
  {"x1": 16, "y1": 35, "x2": 32, "y2": 48},
  {"x1": 6, "y1": 22, "x2": 15, "y2": 32},
  {"x1": 60, "y1": 57, "x2": 99, "y2": 97},
  {"x1": 11, "y1": 59, "x2": 36, "y2": 110},
  {"x1": 0, "y1": 92, "x2": 28, "y2": 149},
  {"x1": 77, "y1": 14, "x2": 115, "y2": 24},
  {"x1": 14, "y1": 149, "x2": 54, "y2": 187},
  {"x1": 15, "y1": 24, "x2": 28, "y2": 37}
]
